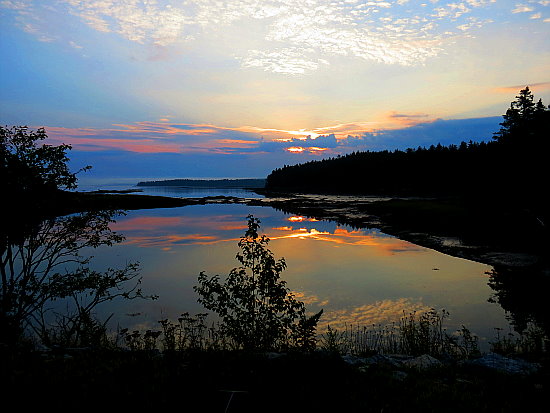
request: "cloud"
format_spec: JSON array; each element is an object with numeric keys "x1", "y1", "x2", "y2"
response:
[
  {"x1": 2, "y1": 0, "x2": 537, "y2": 74},
  {"x1": 45, "y1": 122, "x2": 262, "y2": 154},
  {"x1": 359, "y1": 116, "x2": 502, "y2": 150},
  {"x1": 240, "y1": 48, "x2": 329, "y2": 75},
  {"x1": 68, "y1": 40, "x2": 83, "y2": 49},
  {"x1": 493, "y1": 82, "x2": 550, "y2": 93},
  {"x1": 44, "y1": 115, "x2": 503, "y2": 177},
  {"x1": 512, "y1": 5, "x2": 535, "y2": 13}
]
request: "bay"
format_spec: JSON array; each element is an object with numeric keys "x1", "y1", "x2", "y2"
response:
[{"x1": 84, "y1": 186, "x2": 510, "y2": 351}]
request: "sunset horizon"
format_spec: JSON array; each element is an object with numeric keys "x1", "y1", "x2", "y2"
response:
[{"x1": 2, "y1": 0, "x2": 549, "y2": 182}]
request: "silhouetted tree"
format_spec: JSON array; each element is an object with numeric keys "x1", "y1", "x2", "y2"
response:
[
  {"x1": 493, "y1": 86, "x2": 549, "y2": 146},
  {"x1": 1, "y1": 125, "x2": 90, "y2": 198},
  {"x1": 266, "y1": 87, "x2": 548, "y2": 204},
  {"x1": 6, "y1": 210, "x2": 157, "y2": 347},
  {"x1": 0, "y1": 126, "x2": 153, "y2": 347},
  {"x1": 195, "y1": 215, "x2": 322, "y2": 351}
]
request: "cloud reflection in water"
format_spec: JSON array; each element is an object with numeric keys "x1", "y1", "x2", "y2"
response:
[{"x1": 99, "y1": 205, "x2": 505, "y2": 347}]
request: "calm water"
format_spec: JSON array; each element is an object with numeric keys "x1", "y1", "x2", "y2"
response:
[
  {"x1": 77, "y1": 183, "x2": 264, "y2": 198},
  {"x1": 85, "y1": 187, "x2": 512, "y2": 350}
]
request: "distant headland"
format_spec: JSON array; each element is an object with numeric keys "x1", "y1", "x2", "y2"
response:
[{"x1": 137, "y1": 178, "x2": 266, "y2": 188}]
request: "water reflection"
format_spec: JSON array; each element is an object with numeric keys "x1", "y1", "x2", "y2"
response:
[
  {"x1": 487, "y1": 265, "x2": 550, "y2": 335},
  {"x1": 318, "y1": 298, "x2": 432, "y2": 331},
  {"x1": 270, "y1": 221, "x2": 425, "y2": 255},
  {"x1": 95, "y1": 204, "x2": 514, "y2": 350}
]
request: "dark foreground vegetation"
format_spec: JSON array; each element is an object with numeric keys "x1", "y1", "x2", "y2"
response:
[{"x1": 4, "y1": 346, "x2": 548, "y2": 412}]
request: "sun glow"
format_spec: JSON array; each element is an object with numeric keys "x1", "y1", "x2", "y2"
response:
[
  {"x1": 285, "y1": 146, "x2": 305, "y2": 153},
  {"x1": 287, "y1": 216, "x2": 319, "y2": 222}
]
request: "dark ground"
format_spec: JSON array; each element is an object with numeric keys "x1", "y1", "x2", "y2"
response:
[
  {"x1": 3, "y1": 349, "x2": 549, "y2": 412},
  {"x1": 5, "y1": 190, "x2": 549, "y2": 411}
]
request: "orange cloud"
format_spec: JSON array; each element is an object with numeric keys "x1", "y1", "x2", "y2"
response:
[
  {"x1": 285, "y1": 146, "x2": 305, "y2": 153},
  {"x1": 46, "y1": 134, "x2": 182, "y2": 153},
  {"x1": 286, "y1": 216, "x2": 319, "y2": 223},
  {"x1": 384, "y1": 111, "x2": 436, "y2": 128},
  {"x1": 44, "y1": 122, "x2": 261, "y2": 154},
  {"x1": 292, "y1": 291, "x2": 330, "y2": 307},
  {"x1": 493, "y1": 82, "x2": 550, "y2": 94},
  {"x1": 40, "y1": 112, "x2": 444, "y2": 156},
  {"x1": 284, "y1": 146, "x2": 331, "y2": 154}
]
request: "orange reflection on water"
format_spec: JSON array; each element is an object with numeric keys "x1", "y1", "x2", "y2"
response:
[
  {"x1": 112, "y1": 213, "x2": 424, "y2": 255},
  {"x1": 218, "y1": 224, "x2": 248, "y2": 231},
  {"x1": 122, "y1": 234, "x2": 224, "y2": 248},
  {"x1": 273, "y1": 226, "x2": 294, "y2": 231},
  {"x1": 111, "y1": 215, "x2": 246, "y2": 249},
  {"x1": 113, "y1": 215, "x2": 248, "y2": 233},
  {"x1": 269, "y1": 226, "x2": 424, "y2": 255}
]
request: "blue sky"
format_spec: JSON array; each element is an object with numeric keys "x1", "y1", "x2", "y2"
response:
[{"x1": 1, "y1": 1, "x2": 549, "y2": 182}]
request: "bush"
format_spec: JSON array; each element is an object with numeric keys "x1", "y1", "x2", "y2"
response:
[{"x1": 194, "y1": 215, "x2": 322, "y2": 351}]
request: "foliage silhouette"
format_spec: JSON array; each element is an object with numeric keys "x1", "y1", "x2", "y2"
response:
[
  {"x1": 0, "y1": 126, "x2": 154, "y2": 347},
  {"x1": 0, "y1": 204, "x2": 155, "y2": 347},
  {"x1": 1, "y1": 125, "x2": 90, "y2": 197},
  {"x1": 195, "y1": 215, "x2": 322, "y2": 351},
  {"x1": 493, "y1": 86, "x2": 550, "y2": 146},
  {"x1": 487, "y1": 265, "x2": 550, "y2": 345}
]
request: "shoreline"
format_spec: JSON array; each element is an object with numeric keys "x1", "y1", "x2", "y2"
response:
[{"x1": 41, "y1": 190, "x2": 548, "y2": 271}]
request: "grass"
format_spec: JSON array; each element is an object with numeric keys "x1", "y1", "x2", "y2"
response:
[
  {"x1": 320, "y1": 309, "x2": 481, "y2": 359},
  {"x1": 4, "y1": 309, "x2": 548, "y2": 412}
]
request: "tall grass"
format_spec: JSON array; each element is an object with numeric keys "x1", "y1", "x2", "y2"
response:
[
  {"x1": 320, "y1": 308, "x2": 481, "y2": 359},
  {"x1": 490, "y1": 323, "x2": 548, "y2": 359},
  {"x1": 49, "y1": 308, "x2": 547, "y2": 364}
]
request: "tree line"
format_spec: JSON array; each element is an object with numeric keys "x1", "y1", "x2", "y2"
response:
[{"x1": 266, "y1": 87, "x2": 549, "y2": 206}]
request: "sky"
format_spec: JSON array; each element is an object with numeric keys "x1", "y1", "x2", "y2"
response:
[{"x1": 1, "y1": 0, "x2": 549, "y2": 183}]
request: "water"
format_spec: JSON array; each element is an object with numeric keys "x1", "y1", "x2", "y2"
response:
[
  {"x1": 83, "y1": 187, "x2": 512, "y2": 350},
  {"x1": 76, "y1": 182, "x2": 264, "y2": 199}
]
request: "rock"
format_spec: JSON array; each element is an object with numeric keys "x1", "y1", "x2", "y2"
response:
[
  {"x1": 364, "y1": 354, "x2": 406, "y2": 368},
  {"x1": 481, "y1": 252, "x2": 540, "y2": 267},
  {"x1": 392, "y1": 371, "x2": 409, "y2": 381},
  {"x1": 466, "y1": 352, "x2": 540, "y2": 375},
  {"x1": 402, "y1": 354, "x2": 443, "y2": 370},
  {"x1": 342, "y1": 354, "x2": 367, "y2": 365}
]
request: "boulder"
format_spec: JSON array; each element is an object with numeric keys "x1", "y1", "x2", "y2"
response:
[
  {"x1": 364, "y1": 354, "x2": 406, "y2": 368},
  {"x1": 466, "y1": 352, "x2": 540, "y2": 375},
  {"x1": 403, "y1": 354, "x2": 443, "y2": 370},
  {"x1": 342, "y1": 354, "x2": 367, "y2": 366}
]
